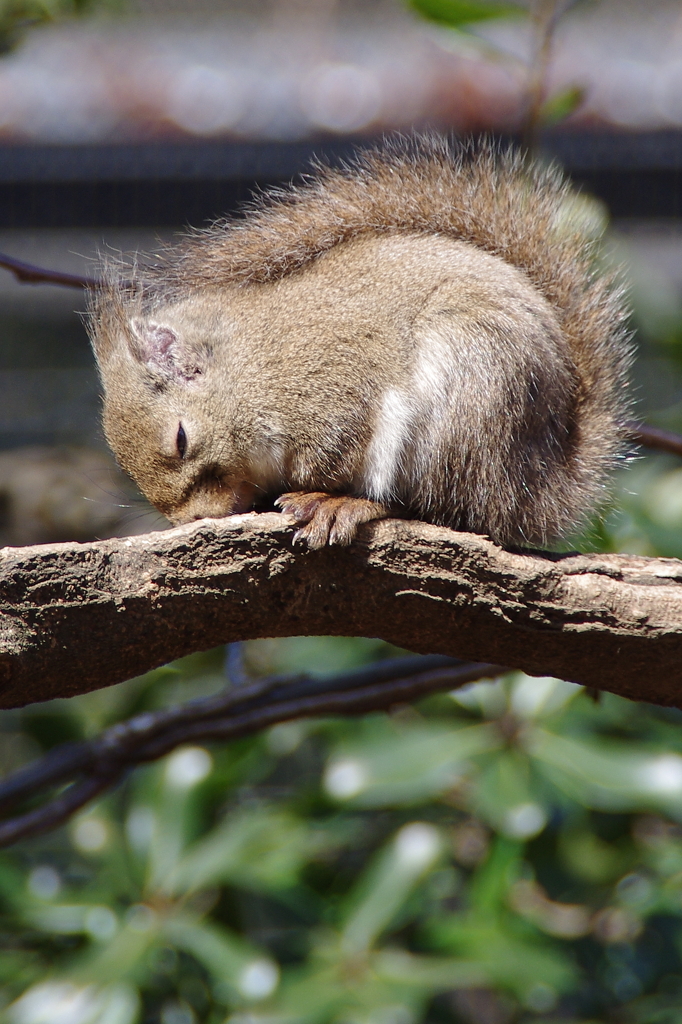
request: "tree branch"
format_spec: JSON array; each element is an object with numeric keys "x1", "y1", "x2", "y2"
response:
[
  {"x1": 0, "y1": 250, "x2": 99, "y2": 289},
  {"x1": 2, "y1": 512, "x2": 682, "y2": 710},
  {"x1": 0, "y1": 655, "x2": 501, "y2": 847},
  {"x1": 629, "y1": 423, "x2": 682, "y2": 459}
]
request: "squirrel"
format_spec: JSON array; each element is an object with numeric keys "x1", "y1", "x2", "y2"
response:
[{"x1": 87, "y1": 135, "x2": 631, "y2": 550}]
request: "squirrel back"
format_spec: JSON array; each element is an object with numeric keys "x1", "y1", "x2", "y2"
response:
[{"x1": 89, "y1": 135, "x2": 632, "y2": 548}]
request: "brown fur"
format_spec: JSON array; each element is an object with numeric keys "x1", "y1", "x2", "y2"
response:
[{"x1": 87, "y1": 135, "x2": 632, "y2": 548}]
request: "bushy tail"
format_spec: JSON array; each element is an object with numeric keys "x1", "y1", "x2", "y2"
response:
[
  {"x1": 95, "y1": 134, "x2": 632, "y2": 541},
  {"x1": 161, "y1": 135, "x2": 631, "y2": 502}
]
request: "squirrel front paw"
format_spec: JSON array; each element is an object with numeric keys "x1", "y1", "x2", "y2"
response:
[{"x1": 275, "y1": 492, "x2": 388, "y2": 549}]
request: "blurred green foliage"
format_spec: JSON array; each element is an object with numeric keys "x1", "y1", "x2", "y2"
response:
[
  {"x1": 405, "y1": 0, "x2": 587, "y2": 131},
  {"x1": 407, "y1": 0, "x2": 524, "y2": 29},
  {"x1": 3, "y1": 616, "x2": 682, "y2": 1024},
  {"x1": 0, "y1": 0, "x2": 125, "y2": 53}
]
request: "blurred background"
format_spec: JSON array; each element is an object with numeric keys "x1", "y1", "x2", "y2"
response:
[{"x1": 3, "y1": 1, "x2": 682, "y2": 1023}]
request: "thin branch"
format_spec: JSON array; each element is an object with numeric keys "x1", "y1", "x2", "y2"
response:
[
  {"x1": 0, "y1": 250, "x2": 99, "y2": 289},
  {"x1": 628, "y1": 423, "x2": 682, "y2": 460},
  {"x1": 0, "y1": 656, "x2": 501, "y2": 847},
  {"x1": 0, "y1": 776, "x2": 112, "y2": 848},
  {"x1": 0, "y1": 654, "x2": 461, "y2": 810},
  {"x1": 522, "y1": 0, "x2": 561, "y2": 152}
]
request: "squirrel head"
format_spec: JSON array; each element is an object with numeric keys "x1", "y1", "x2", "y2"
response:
[{"x1": 92, "y1": 302, "x2": 259, "y2": 525}]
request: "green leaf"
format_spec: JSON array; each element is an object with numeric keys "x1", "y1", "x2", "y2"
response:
[
  {"x1": 407, "y1": 0, "x2": 524, "y2": 29},
  {"x1": 375, "y1": 949, "x2": 488, "y2": 990},
  {"x1": 72, "y1": 913, "x2": 159, "y2": 986},
  {"x1": 426, "y1": 919, "x2": 576, "y2": 997},
  {"x1": 164, "y1": 918, "x2": 252, "y2": 979},
  {"x1": 324, "y1": 722, "x2": 501, "y2": 808},
  {"x1": 144, "y1": 747, "x2": 214, "y2": 892},
  {"x1": 164, "y1": 918, "x2": 279, "y2": 1003},
  {"x1": 473, "y1": 751, "x2": 548, "y2": 840},
  {"x1": 539, "y1": 85, "x2": 586, "y2": 126},
  {"x1": 169, "y1": 807, "x2": 334, "y2": 896},
  {"x1": 559, "y1": 826, "x2": 632, "y2": 884},
  {"x1": 340, "y1": 822, "x2": 442, "y2": 953},
  {"x1": 469, "y1": 836, "x2": 522, "y2": 915},
  {"x1": 275, "y1": 963, "x2": 360, "y2": 1024},
  {"x1": 530, "y1": 729, "x2": 682, "y2": 817}
]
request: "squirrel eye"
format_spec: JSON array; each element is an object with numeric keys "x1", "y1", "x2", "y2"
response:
[{"x1": 176, "y1": 422, "x2": 187, "y2": 459}]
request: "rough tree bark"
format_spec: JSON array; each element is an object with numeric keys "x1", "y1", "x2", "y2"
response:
[{"x1": 1, "y1": 511, "x2": 682, "y2": 710}]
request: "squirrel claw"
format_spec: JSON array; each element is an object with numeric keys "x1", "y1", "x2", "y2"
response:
[{"x1": 277, "y1": 491, "x2": 388, "y2": 548}]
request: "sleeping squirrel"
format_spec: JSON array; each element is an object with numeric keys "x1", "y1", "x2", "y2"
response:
[{"x1": 88, "y1": 135, "x2": 631, "y2": 550}]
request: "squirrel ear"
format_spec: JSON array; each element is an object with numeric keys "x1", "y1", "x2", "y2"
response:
[
  {"x1": 129, "y1": 319, "x2": 179, "y2": 371},
  {"x1": 129, "y1": 319, "x2": 204, "y2": 381}
]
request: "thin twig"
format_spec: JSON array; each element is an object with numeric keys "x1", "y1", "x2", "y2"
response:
[
  {"x1": 0, "y1": 776, "x2": 112, "y2": 847},
  {"x1": 0, "y1": 250, "x2": 99, "y2": 289},
  {"x1": 628, "y1": 423, "x2": 682, "y2": 460},
  {"x1": 0, "y1": 656, "x2": 502, "y2": 848},
  {"x1": 522, "y1": 0, "x2": 561, "y2": 153}
]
